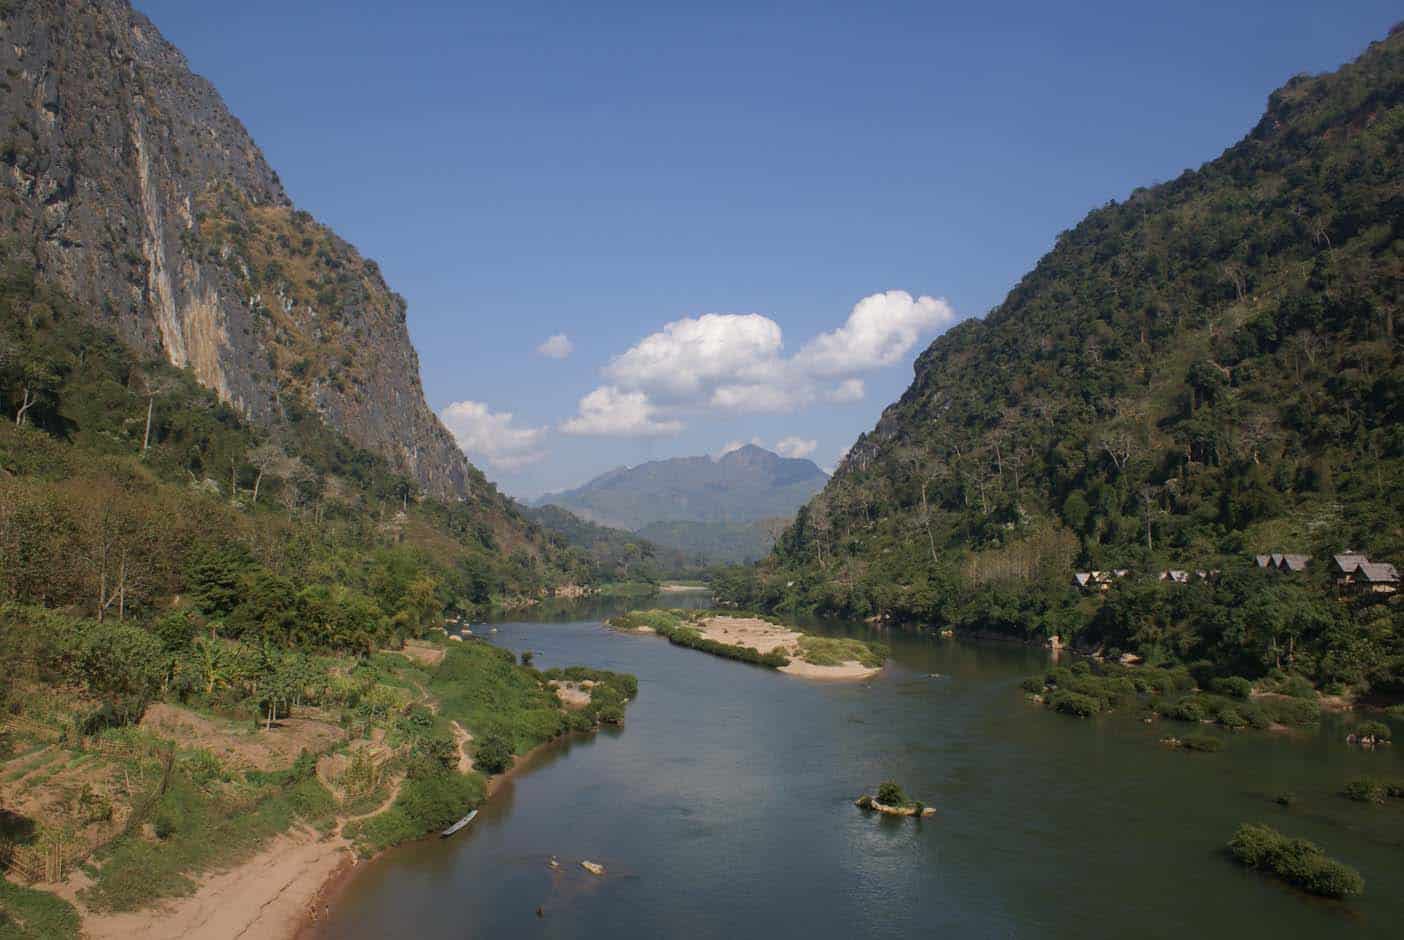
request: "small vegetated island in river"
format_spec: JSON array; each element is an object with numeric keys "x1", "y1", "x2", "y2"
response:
[
  {"x1": 609, "y1": 610, "x2": 887, "y2": 680},
  {"x1": 1023, "y1": 658, "x2": 1325, "y2": 734}
]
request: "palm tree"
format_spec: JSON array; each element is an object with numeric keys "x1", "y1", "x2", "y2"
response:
[{"x1": 193, "y1": 636, "x2": 230, "y2": 696}]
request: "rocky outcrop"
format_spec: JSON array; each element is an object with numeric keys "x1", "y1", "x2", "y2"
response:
[
  {"x1": 0, "y1": 0, "x2": 474, "y2": 496},
  {"x1": 854, "y1": 795, "x2": 936, "y2": 817}
]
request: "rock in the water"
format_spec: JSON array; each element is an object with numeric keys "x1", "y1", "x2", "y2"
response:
[{"x1": 581, "y1": 860, "x2": 606, "y2": 876}]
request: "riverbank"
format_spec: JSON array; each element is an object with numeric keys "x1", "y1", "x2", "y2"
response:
[
  {"x1": 610, "y1": 609, "x2": 886, "y2": 680},
  {"x1": 294, "y1": 733, "x2": 569, "y2": 940},
  {"x1": 65, "y1": 827, "x2": 352, "y2": 940}
]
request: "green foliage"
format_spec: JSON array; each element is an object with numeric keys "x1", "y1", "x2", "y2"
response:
[
  {"x1": 397, "y1": 772, "x2": 484, "y2": 832},
  {"x1": 1210, "y1": 677, "x2": 1253, "y2": 699},
  {"x1": 83, "y1": 762, "x2": 338, "y2": 912},
  {"x1": 1342, "y1": 777, "x2": 1388, "y2": 803},
  {"x1": 524, "y1": 504, "x2": 708, "y2": 580},
  {"x1": 1228, "y1": 824, "x2": 1364, "y2": 899},
  {"x1": 796, "y1": 635, "x2": 887, "y2": 668},
  {"x1": 876, "y1": 780, "x2": 907, "y2": 806},
  {"x1": 1180, "y1": 733, "x2": 1225, "y2": 752},
  {"x1": 1256, "y1": 695, "x2": 1321, "y2": 727},
  {"x1": 539, "y1": 665, "x2": 638, "y2": 729},
  {"x1": 472, "y1": 732, "x2": 514, "y2": 775},
  {"x1": 1049, "y1": 690, "x2": 1100, "y2": 717},
  {"x1": 0, "y1": 877, "x2": 81, "y2": 939},
  {"x1": 428, "y1": 641, "x2": 563, "y2": 752}
]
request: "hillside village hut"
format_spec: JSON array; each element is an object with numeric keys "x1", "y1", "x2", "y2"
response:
[
  {"x1": 1355, "y1": 562, "x2": 1399, "y2": 594},
  {"x1": 1276, "y1": 554, "x2": 1310, "y2": 573},
  {"x1": 1074, "y1": 570, "x2": 1131, "y2": 593},
  {"x1": 1334, "y1": 552, "x2": 1370, "y2": 583},
  {"x1": 1159, "y1": 570, "x2": 1190, "y2": 584}
]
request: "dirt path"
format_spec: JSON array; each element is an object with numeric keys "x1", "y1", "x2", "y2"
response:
[
  {"x1": 334, "y1": 774, "x2": 405, "y2": 837},
  {"x1": 450, "y1": 721, "x2": 474, "y2": 774}
]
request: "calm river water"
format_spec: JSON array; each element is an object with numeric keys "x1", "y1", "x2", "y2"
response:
[{"x1": 313, "y1": 603, "x2": 1403, "y2": 939}]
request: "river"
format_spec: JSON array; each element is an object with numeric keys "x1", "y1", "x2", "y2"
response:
[{"x1": 312, "y1": 604, "x2": 1403, "y2": 939}]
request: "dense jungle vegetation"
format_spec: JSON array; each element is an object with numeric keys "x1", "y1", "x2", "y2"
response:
[{"x1": 718, "y1": 28, "x2": 1403, "y2": 698}]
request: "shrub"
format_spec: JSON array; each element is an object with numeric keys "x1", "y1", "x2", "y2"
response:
[
  {"x1": 1258, "y1": 696, "x2": 1319, "y2": 727},
  {"x1": 1181, "y1": 733, "x2": 1224, "y2": 752},
  {"x1": 1211, "y1": 677, "x2": 1253, "y2": 699},
  {"x1": 397, "y1": 772, "x2": 484, "y2": 833},
  {"x1": 1217, "y1": 708, "x2": 1247, "y2": 730},
  {"x1": 1169, "y1": 698, "x2": 1207, "y2": 722},
  {"x1": 473, "y1": 731, "x2": 514, "y2": 775},
  {"x1": 1021, "y1": 676, "x2": 1046, "y2": 693},
  {"x1": 877, "y1": 780, "x2": 906, "y2": 805},
  {"x1": 1342, "y1": 778, "x2": 1386, "y2": 804},
  {"x1": 1050, "y1": 691, "x2": 1099, "y2": 717},
  {"x1": 1228, "y1": 823, "x2": 1364, "y2": 899}
]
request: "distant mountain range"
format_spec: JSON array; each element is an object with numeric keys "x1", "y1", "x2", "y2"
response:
[{"x1": 533, "y1": 445, "x2": 828, "y2": 562}]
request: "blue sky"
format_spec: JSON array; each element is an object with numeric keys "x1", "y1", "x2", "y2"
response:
[{"x1": 139, "y1": 0, "x2": 1398, "y2": 497}]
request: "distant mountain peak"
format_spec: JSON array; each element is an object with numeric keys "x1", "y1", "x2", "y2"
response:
[{"x1": 538, "y1": 447, "x2": 827, "y2": 531}]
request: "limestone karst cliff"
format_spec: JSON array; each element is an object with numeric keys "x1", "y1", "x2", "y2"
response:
[{"x1": 0, "y1": 0, "x2": 474, "y2": 497}]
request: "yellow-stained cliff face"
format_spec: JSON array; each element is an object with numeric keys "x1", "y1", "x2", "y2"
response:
[{"x1": 0, "y1": 0, "x2": 473, "y2": 498}]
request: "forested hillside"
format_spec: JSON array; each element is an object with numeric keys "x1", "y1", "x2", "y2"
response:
[
  {"x1": 0, "y1": 257, "x2": 591, "y2": 625},
  {"x1": 523, "y1": 504, "x2": 708, "y2": 582},
  {"x1": 720, "y1": 28, "x2": 1403, "y2": 696}
]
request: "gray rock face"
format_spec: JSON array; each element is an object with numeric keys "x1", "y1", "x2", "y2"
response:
[{"x1": 0, "y1": 0, "x2": 473, "y2": 496}]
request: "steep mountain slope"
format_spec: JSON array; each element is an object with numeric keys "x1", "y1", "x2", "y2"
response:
[
  {"x1": 637, "y1": 518, "x2": 786, "y2": 565},
  {"x1": 538, "y1": 444, "x2": 828, "y2": 531},
  {"x1": 522, "y1": 504, "x2": 706, "y2": 581},
  {"x1": 0, "y1": 0, "x2": 472, "y2": 497},
  {"x1": 723, "y1": 29, "x2": 1402, "y2": 687}
]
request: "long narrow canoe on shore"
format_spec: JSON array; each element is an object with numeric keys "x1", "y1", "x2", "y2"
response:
[{"x1": 441, "y1": 809, "x2": 479, "y2": 838}]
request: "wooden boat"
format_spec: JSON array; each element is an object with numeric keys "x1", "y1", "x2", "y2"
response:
[{"x1": 441, "y1": 809, "x2": 479, "y2": 837}]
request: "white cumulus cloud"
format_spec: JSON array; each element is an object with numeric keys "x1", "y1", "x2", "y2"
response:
[
  {"x1": 774, "y1": 436, "x2": 818, "y2": 459},
  {"x1": 441, "y1": 400, "x2": 547, "y2": 471},
  {"x1": 559, "y1": 386, "x2": 683, "y2": 437},
  {"x1": 795, "y1": 291, "x2": 957, "y2": 377},
  {"x1": 536, "y1": 333, "x2": 574, "y2": 359},
  {"x1": 710, "y1": 382, "x2": 810, "y2": 413},
  {"x1": 604, "y1": 313, "x2": 783, "y2": 398},
  {"x1": 825, "y1": 378, "x2": 865, "y2": 403},
  {"x1": 559, "y1": 290, "x2": 956, "y2": 436}
]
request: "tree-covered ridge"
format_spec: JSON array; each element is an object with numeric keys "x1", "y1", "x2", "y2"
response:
[
  {"x1": 523, "y1": 504, "x2": 708, "y2": 582},
  {"x1": 722, "y1": 28, "x2": 1402, "y2": 694}
]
